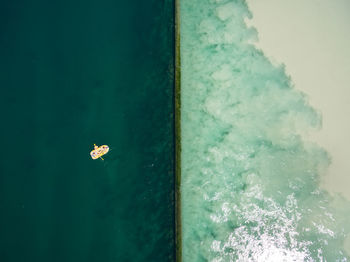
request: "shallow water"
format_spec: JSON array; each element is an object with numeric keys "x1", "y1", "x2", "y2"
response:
[
  {"x1": 245, "y1": 0, "x2": 350, "y2": 202},
  {"x1": 180, "y1": 0, "x2": 350, "y2": 261},
  {"x1": 0, "y1": 0, "x2": 175, "y2": 261}
]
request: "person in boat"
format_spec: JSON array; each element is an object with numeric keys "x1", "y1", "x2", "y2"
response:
[{"x1": 90, "y1": 144, "x2": 109, "y2": 160}]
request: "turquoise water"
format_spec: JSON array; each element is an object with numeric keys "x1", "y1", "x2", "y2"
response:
[
  {"x1": 180, "y1": 0, "x2": 350, "y2": 261},
  {"x1": 0, "y1": 0, "x2": 174, "y2": 261}
]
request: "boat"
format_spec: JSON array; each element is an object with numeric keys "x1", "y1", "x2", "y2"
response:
[{"x1": 90, "y1": 144, "x2": 109, "y2": 160}]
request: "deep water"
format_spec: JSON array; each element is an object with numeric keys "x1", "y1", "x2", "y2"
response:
[
  {"x1": 180, "y1": 0, "x2": 350, "y2": 261},
  {"x1": 0, "y1": 0, "x2": 175, "y2": 261}
]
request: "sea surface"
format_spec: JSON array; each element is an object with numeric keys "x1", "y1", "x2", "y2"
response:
[
  {"x1": 0, "y1": 0, "x2": 175, "y2": 261},
  {"x1": 180, "y1": 0, "x2": 350, "y2": 261},
  {"x1": 245, "y1": 0, "x2": 350, "y2": 202}
]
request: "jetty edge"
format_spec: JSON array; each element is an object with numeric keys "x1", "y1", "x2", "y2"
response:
[{"x1": 174, "y1": 0, "x2": 182, "y2": 261}]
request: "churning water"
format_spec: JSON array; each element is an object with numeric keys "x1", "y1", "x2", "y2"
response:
[{"x1": 180, "y1": 0, "x2": 350, "y2": 261}]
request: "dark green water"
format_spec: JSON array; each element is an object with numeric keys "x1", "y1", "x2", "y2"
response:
[{"x1": 0, "y1": 0, "x2": 175, "y2": 261}]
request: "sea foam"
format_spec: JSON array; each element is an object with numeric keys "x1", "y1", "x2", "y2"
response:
[{"x1": 180, "y1": 0, "x2": 350, "y2": 261}]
